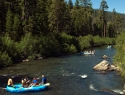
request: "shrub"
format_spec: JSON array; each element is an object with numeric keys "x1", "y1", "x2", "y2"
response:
[
  {"x1": 93, "y1": 35, "x2": 102, "y2": 46},
  {"x1": 0, "y1": 51, "x2": 12, "y2": 67},
  {"x1": 113, "y1": 32, "x2": 125, "y2": 76},
  {"x1": 78, "y1": 35, "x2": 92, "y2": 50},
  {"x1": 1, "y1": 34, "x2": 18, "y2": 63},
  {"x1": 69, "y1": 44, "x2": 77, "y2": 54},
  {"x1": 16, "y1": 33, "x2": 37, "y2": 59}
]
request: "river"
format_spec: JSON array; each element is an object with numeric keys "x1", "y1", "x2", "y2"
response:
[{"x1": 0, "y1": 46, "x2": 125, "y2": 95}]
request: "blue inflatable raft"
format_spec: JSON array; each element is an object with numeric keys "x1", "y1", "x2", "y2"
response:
[{"x1": 6, "y1": 83, "x2": 50, "y2": 93}]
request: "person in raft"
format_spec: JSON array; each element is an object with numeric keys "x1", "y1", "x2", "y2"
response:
[
  {"x1": 7, "y1": 76, "x2": 15, "y2": 87},
  {"x1": 32, "y1": 77, "x2": 39, "y2": 86},
  {"x1": 41, "y1": 75, "x2": 47, "y2": 84},
  {"x1": 21, "y1": 78, "x2": 26, "y2": 87}
]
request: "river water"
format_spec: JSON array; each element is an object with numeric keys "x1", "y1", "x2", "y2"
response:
[{"x1": 0, "y1": 46, "x2": 125, "y2": 95}]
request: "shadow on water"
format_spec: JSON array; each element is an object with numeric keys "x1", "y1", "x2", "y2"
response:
[{"x1": 0, "y1": 46, "x2": 125, "y2": 95}]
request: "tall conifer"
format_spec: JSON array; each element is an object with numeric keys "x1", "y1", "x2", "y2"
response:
[{"x1": 99, "y1": 0, "x2": 108, "y2": 37}]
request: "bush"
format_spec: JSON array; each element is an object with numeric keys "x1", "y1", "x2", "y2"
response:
[
  {"x1": 101, "y1": 37, "x2": 115, "y2": 45},
  {"x1": 16, "y1": 33, "x2": 37, "y2": 59},
  {"x1": 0, "y1": 51, "x2": 12, "y2": 67},
  {"x1": 78, "y1": 35, "x2": 92, "y2": 50},
  {"x1": 1, "y1": 34, "x2": 18, "y2": 63},
  {"x1": 69, "y1": 44, "x2": 77, "y2": 54},
  {"x1": 113, "y1": 32, "x2": 125, "y2": 76},
  {"x1": 58, "y1": 33, "x2": 77, "y2": 54},
  {"x1": 93, "y1": 35, "x2": 102, "y2": 46}
]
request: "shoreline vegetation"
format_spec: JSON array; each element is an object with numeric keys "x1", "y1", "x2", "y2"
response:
[
  {"x1": 0, "y1": 34, "x2": 115, "y2": 68},
  {"x1": 113, "y1": 32, "x2": 125, "y2": 77}
]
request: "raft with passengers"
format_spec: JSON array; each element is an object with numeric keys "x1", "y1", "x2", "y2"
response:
[
  {"x1": 6, "y1": 83, "x2": 50, "y2": 93},
  {"x1": 107, "y1": 45, "x2": 112, "y2": 49},
  {"x1": 6, "y1": 75, "x2": 50, "y2": 93},
  {"x1": 83, "y1": 50, "x2": 95, "y2": 55}
]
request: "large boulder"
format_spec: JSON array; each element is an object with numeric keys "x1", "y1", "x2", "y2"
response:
[{"x1": 93, "y1": 60, "x2": 110, "y2": 71}]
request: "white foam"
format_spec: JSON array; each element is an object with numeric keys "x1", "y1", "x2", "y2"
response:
[
  {"x1": 70, "y1": 73, "x2": 75, "y2": 75},
  {"x1": 79, "y1": 74, "x2": 88, "y2": 78},
  {"x1": 89, "y1": 84, "x2": 98, "y2": 91},
  {"x1": 112, "y1": 89, "x2": 124, "y2": 94}
]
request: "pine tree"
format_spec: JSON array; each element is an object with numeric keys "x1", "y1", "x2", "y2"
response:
[
  {"x1": 0, "y1": 0, "x2": 6, "y2": 35},
  {"x1": 74, "y1": 0, "x2": 80, "y2": 9},
  {"x1": 80, "y1": 0, "x2": 93, "y2": 35},
  {"x1": 5, "y1": 8, "x2": 13, "y2": 35},
  {"x1": 20, "y1": 0, "x2": 37, "y2": 34},
  {"x1": 48, "y1": 0, "x2": 68, "y2": 33},
  {"x1": 13, "y1": 14, "x2": 22, "y2": 41},
  {"x1": 99, "y1": 0, "x2": 108, "y2": 37},
  {"x1": 68, "y1": 0, "x2": 73, "y2": 10},
  {"x1": 35, "y1": 0, "x2": 49, "y2": 35}
]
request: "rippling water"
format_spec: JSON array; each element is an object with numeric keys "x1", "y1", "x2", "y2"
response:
[{"x1": 0, "y1": 46, "x2": 125, "y2": 95}]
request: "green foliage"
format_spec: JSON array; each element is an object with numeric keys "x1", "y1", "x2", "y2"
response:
[
  {"x1": 78, "y1": 35, "x2": 92, "y2": 50},
  {"x1": 5, "y1": 8, "x2": 13, "y2": 34},
  {"x1": 67, "y1": 0, "x2": 73, "y2": 10},
  {"x1": 99, "y1": 0, "x2": 108, "y2": 37},
  {"x1": 93, "y1": 35, "x2": 116, "y2": 46},
  {"x1": 100, "y1": 37, "x2": 115, "y2": 45},
  {"x1": 0, "y1": 0, "x2": 123, "y2": 68},
  {"x1": 60, "y1": 33, "x2": 77, "y2": 54},
  {"x1": 113, "y1": 32, "x2": 125, "y2": 76},
  {"x1": 75, "y1": 0, "x2": 80, "y2": 9},
  {"x1": 16, "y1": 33, "x2": 37, "y2": 60},
  {"x1": 78, "y1": 34, "x2": 115, "y2": 50},
  {"x1": 1, "y1": 34, "x2": 17, "y2": 58},
  {"x1": 69, "y1": 44, "x2": 77, "y2": 54},
  {"x1": 48, "y1": 0, "x2": 68, "y2": 33},
  {"x1": 93, "y1": 35, "x2": 102, "y2": 46},
  {"x1": 61, "y1": 32, "x2": 72, "y2": 43},
  {"x1": 35, "y1": 33, "x2": 61, "y2": 57},
  {"x1": 12, "y1": 14, "x2": 22, "y2": 41},
  {"x1": 35, "y1": 0, "x2": 49, "y2": 35},
  {"x1": 0, "y1": 51, "x2": 12, "y2": 67},
  {"x1": 63, "y1": 43, "x2": 77, "y2": 54}
]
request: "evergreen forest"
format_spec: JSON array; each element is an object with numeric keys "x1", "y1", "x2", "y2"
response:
[{"x1": 0, "y1": 0, "x2": 125, "y2": 69}]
